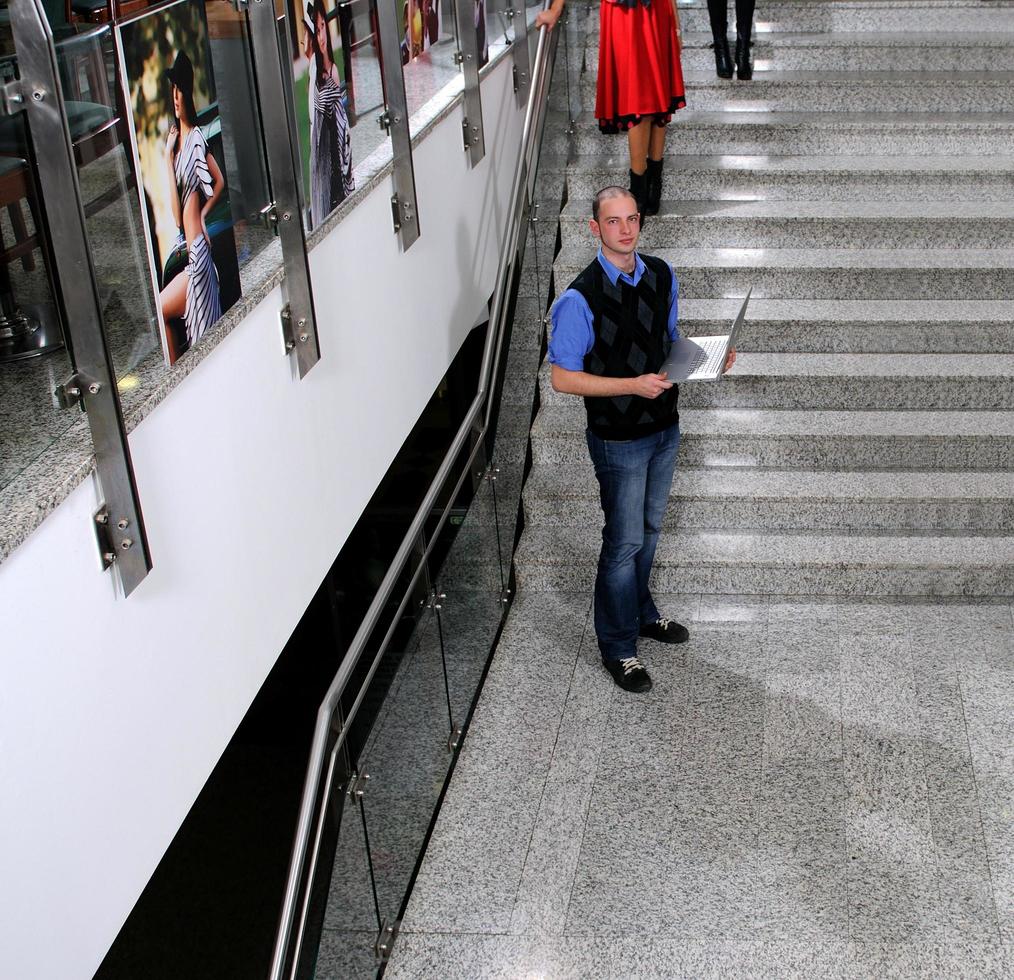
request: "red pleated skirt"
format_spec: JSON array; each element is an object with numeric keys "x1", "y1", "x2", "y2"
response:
[{"x1": 596, "y1": 0, "x2": 686, "y2": 134}]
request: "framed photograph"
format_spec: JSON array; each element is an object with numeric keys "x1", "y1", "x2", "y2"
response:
[
  {"x1": 117, "y1": 0, "x2": 242, "y2": 366},
  {"x1": 288, "y1": 0, "x2": 356, "y2": 229}
]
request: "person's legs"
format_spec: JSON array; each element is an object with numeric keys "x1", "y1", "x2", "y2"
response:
[
  {"x1": 627, "y1": 118, "x2": 653, "y2": 215},
  {"x1": 735, "y1": 0, "x2": 756, "y2": 38},
  {"x1": 635, "y1": 424, "x2": 681, "y2": 623},
  {"x1": 645, "y1": 123, "x2": 667, "y2": 216},
  {"x1": 706, "y1": 0, "x2": 728, "y2": 38},
  {"x1": 706, "y1": 0, "x2": 733, "y2": 77},
  {"x1": 735, "y1": 0, "x2": 755, "y2": 78},
  {"x1": 587, "y1": 428, "x2": 656, "y2": 662}
]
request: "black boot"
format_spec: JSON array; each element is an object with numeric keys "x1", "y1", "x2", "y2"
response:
[
  {"x1": 645, "y1": 158, "x2": 663, "y2": 216},
  {"x1": 735, "y1": 34, "x2": 753, "y2": 80},
  {"x1": 713, "y1": 36, "x2": 733, "y2": 79},
  {"x1": 629, "y1": 168, "x2": 648, "y2": 224}
]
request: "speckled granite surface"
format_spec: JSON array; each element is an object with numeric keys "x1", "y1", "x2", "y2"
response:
[{"x1": 384, "y1": 592, "x2": 1014, "y2": 977}]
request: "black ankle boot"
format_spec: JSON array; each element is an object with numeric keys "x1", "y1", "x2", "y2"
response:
[
  {"x1": 629, "y1": 168, "x2": 648, "y2": 223},
  {"x1": 735, "y1": 34, "x2": 753, "y2": 80},
  {"x1": 645, "y1": 158, "x2": 663, "y2": 216},
  {"x1": 713, "y1": 36, "x2": 733, "y2": 79}
]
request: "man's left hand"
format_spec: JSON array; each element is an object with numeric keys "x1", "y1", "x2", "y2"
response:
[{"x1": 722, "y1": 347, "x2": 737, "y2": 374}]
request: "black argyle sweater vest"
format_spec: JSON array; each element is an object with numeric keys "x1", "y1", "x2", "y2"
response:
[{"x1": 569, "y1": 254, "x2": 679, "y2": 441}]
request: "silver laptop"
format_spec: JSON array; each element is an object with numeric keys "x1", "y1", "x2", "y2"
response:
[{"x1": 660, "y1": 289, "x2": 752, "y2": 383}]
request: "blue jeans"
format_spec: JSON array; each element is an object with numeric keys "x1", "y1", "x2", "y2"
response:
[{"x1": 585, "y1": 423, "x2": 681, "y2": 662}]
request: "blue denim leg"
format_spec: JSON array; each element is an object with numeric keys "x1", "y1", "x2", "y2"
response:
[
  {"x1": 638, "y1": 422, "x2": 681, "y2": 623},
  {"x1": 586, "y1": 424, "x2": 681, "y2": 662}
]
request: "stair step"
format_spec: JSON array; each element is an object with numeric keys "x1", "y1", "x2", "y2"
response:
[
  {"x1": 671, "y1": 2, "x2": 1014, "y2": 35},
  {"x1": 529, "y1": 405, "x2": 1014, "y2": 470},
  {"x1": 553, "y1": 246, "x2": 1014, "y2": 300},
  {"x1": 522, "y1": 464, "x2": 1014, "y2": 532},
  {"x1": 566, "y1": 111, "x2": 1014, "y2": 156},
  {"x1": 563, "y1": 154, "x2": 1014, "y2": 203},
  {"x1": 514, "y1": 525, "x2": 1014, "y2": 596},
  {"x1": 542, "y1": 298, "x2": 1014, "y2": 354},
  {"x1": 578, "y1": 71, "x2": 1014, "y2": 113},
  {"x1": 670, "y1": 32, "x2": 1014, "y2": 73},
  {"x1": 534, "y1": 354, "x2": 1014, "y2": 411},
  {"x1": 559, "y1": 200, "x2": 1014, "y2": 249}
]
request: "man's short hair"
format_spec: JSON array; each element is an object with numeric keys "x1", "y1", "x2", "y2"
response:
[{"x1": 592, "y1": 185, "x2": 637, "y2": 222}]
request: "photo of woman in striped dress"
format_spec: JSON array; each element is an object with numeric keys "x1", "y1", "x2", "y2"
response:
[
  {"x1": 308, "y1": 0, "x2": 354, "y2": 227},
  {"x1": 160, "y1": 51, "x2": 225, "y2": 352}
]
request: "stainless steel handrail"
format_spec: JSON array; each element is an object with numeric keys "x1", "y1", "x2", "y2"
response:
[{"x1": 268, "y1": 13, "x2": 559, "y2": 979}]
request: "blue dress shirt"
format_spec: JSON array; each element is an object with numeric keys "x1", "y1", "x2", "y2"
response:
[{"x1": 547, "y1": 250, "x2": 680, "y2": 372}]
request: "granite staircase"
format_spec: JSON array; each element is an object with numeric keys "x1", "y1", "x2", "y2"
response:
[{"x1": 513, "y1": 0, "x2": 1014, "y2": 597}]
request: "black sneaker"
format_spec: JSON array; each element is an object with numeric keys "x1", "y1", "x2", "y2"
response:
[
  {"x1": 603, "y1": 656, "x2": 653, "y2": 694},
  {"x1": 639, "y1": 617, "x2": 690, "y2": 644}
]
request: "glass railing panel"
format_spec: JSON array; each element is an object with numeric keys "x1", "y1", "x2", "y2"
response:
[
  {"x1": 284, "y1": 0, "x2": 391, "y2": 230},
  {"x1": 403, "y1": 0, "x2": 461, "y2": 132},
  {"x1": 428, "y1": 450, "x2": 507, "y2": 731},
  {"x1": 320, "y1": 590, "x2": 453, "y2": 962},
  {"x1": 484, "y1": 0, "x2": 511, "y2": 63},
  {"x1": 315, "y1": 745, "x2": 383, "y2": 980},
  {"x1": 0, "y1": 33, "x2": 82, "y2": 495}
]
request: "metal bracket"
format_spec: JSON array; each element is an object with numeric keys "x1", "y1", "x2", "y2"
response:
[
  {"x1": 390, "y1": 194, "x2": 415, "y2": 235},
  {"x1": 529, "y1": 202, "x2": 541, "y2": 224},
  {"x1": 54, "y1": 372, "x2": 85, "y2": 409},
  {"x1": 374, "y1": 920, "x2": 400, "y2": 964},
  {"x1": 421, "y1": 589, "x2": 446, "y2": 612},
  {"x1": 453, "y1": 49, "x2": 464, "y2": 66},
  {"x1": 500, "y1": 586, "x2": 512, "y2": 606},
  {"x1": 377, "y1": 109, "x2": 391, "y2": 132},
  {"x1": 259, "y1": 201, "x2": 279, "y2": 235},
  {"x1": 346, "y1": 771, "x2": 370, "y2": 799},
  {"x1": 462, "y1": 117, "x2": 482, "y2": 151},
  {"x1": 447, "y1": 726, "x2": 463, "y2": 752},
  {"x1": 0, "y1": 79, "x2": 24, "y2": 117},
  {"x1": 93, "y1": 505, "x2": 137, "y2": 571}
]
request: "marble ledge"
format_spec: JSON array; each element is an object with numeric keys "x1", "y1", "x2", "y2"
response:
[{"x1": 0, "y1": 37, "x2": 529, "y2": 570}]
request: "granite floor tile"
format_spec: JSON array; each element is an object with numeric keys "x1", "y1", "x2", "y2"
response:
[
  {"x1": 848, "y1": 865, "x2": 946, "y2": 942},
  {"x1": 762, "y1": 672, "x2": 843, "y2": 764},
  {"x1": 387, "y1": 935, "x2": 850, "y2": 980},
  {"x1": 314, "y1": 929, "x2": 381, "y2": 980},
  {"x1": 843, "y1": 731, "x2": 935, "y2": 867},
  {"x1": 845, "y1": 942, "x2": 940, "y2": 980},
  {"x1": 936, "y1": 872, "x2": 1001, "y2": 944},
  {"x1": 928, "y1": 799, "x2": 993, "y2": 879}
]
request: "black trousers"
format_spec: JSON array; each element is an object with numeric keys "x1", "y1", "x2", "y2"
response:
[{"x1": 707, "y1": 0, "x2": 756, "y2": 40}]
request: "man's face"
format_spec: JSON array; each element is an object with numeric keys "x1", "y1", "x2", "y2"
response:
[{"x1": 590, "y1": 194, "x2": 640, "y2": 256}]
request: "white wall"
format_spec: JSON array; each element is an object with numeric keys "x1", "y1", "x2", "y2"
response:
[{"x1": 0, "y1": 58, "x2": 523, "y2": 980}]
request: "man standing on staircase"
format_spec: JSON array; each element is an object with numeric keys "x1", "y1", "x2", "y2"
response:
[{"x1": 548, "y1": 187, "x2": 734, "y2": 694}]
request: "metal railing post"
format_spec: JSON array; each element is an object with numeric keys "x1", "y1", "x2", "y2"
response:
[
  {"x1": 246, "y1": 0, "x2": 321, "y2": 378},
  {"x1": 376, "y1": 0, "x2": 421, "y2": 248},
  {"x1": 510, "y1": 0, "x2": 531, "y2": 106},
  {"x1": 453, "y1": 0, "x2": 486, "y2": 166},
  {"x1": 8, "y1": 1, "x2": 151, "y2": 596}
]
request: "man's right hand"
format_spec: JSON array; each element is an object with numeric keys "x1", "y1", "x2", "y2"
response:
[{"x1": 630, "y1": 372, "x2": 673, "y2": 399}]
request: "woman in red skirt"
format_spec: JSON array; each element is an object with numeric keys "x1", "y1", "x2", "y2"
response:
[{"x1": 537, "y1": 0, "x2": 686, "y2": 217}]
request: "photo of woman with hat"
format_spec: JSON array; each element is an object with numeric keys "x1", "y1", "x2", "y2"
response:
[
  {"x1": 118, "y1": 0, "x2": 242, "y2": 365},
  {"x1": 306, "y1": 0, "x2": 354, "y2": 227},
  {"x1": 161, "y1": 49, "x2": 225, "y2": 353}
]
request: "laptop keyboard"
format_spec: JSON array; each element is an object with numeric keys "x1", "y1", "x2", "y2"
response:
[{"x1": 687, "y1": 336, "x2": 727, "y2": 376}]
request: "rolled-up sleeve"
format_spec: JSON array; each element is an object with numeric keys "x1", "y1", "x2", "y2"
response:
[{"x1": 547, "y1": 289, "x2": 595, "y2": 371}]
